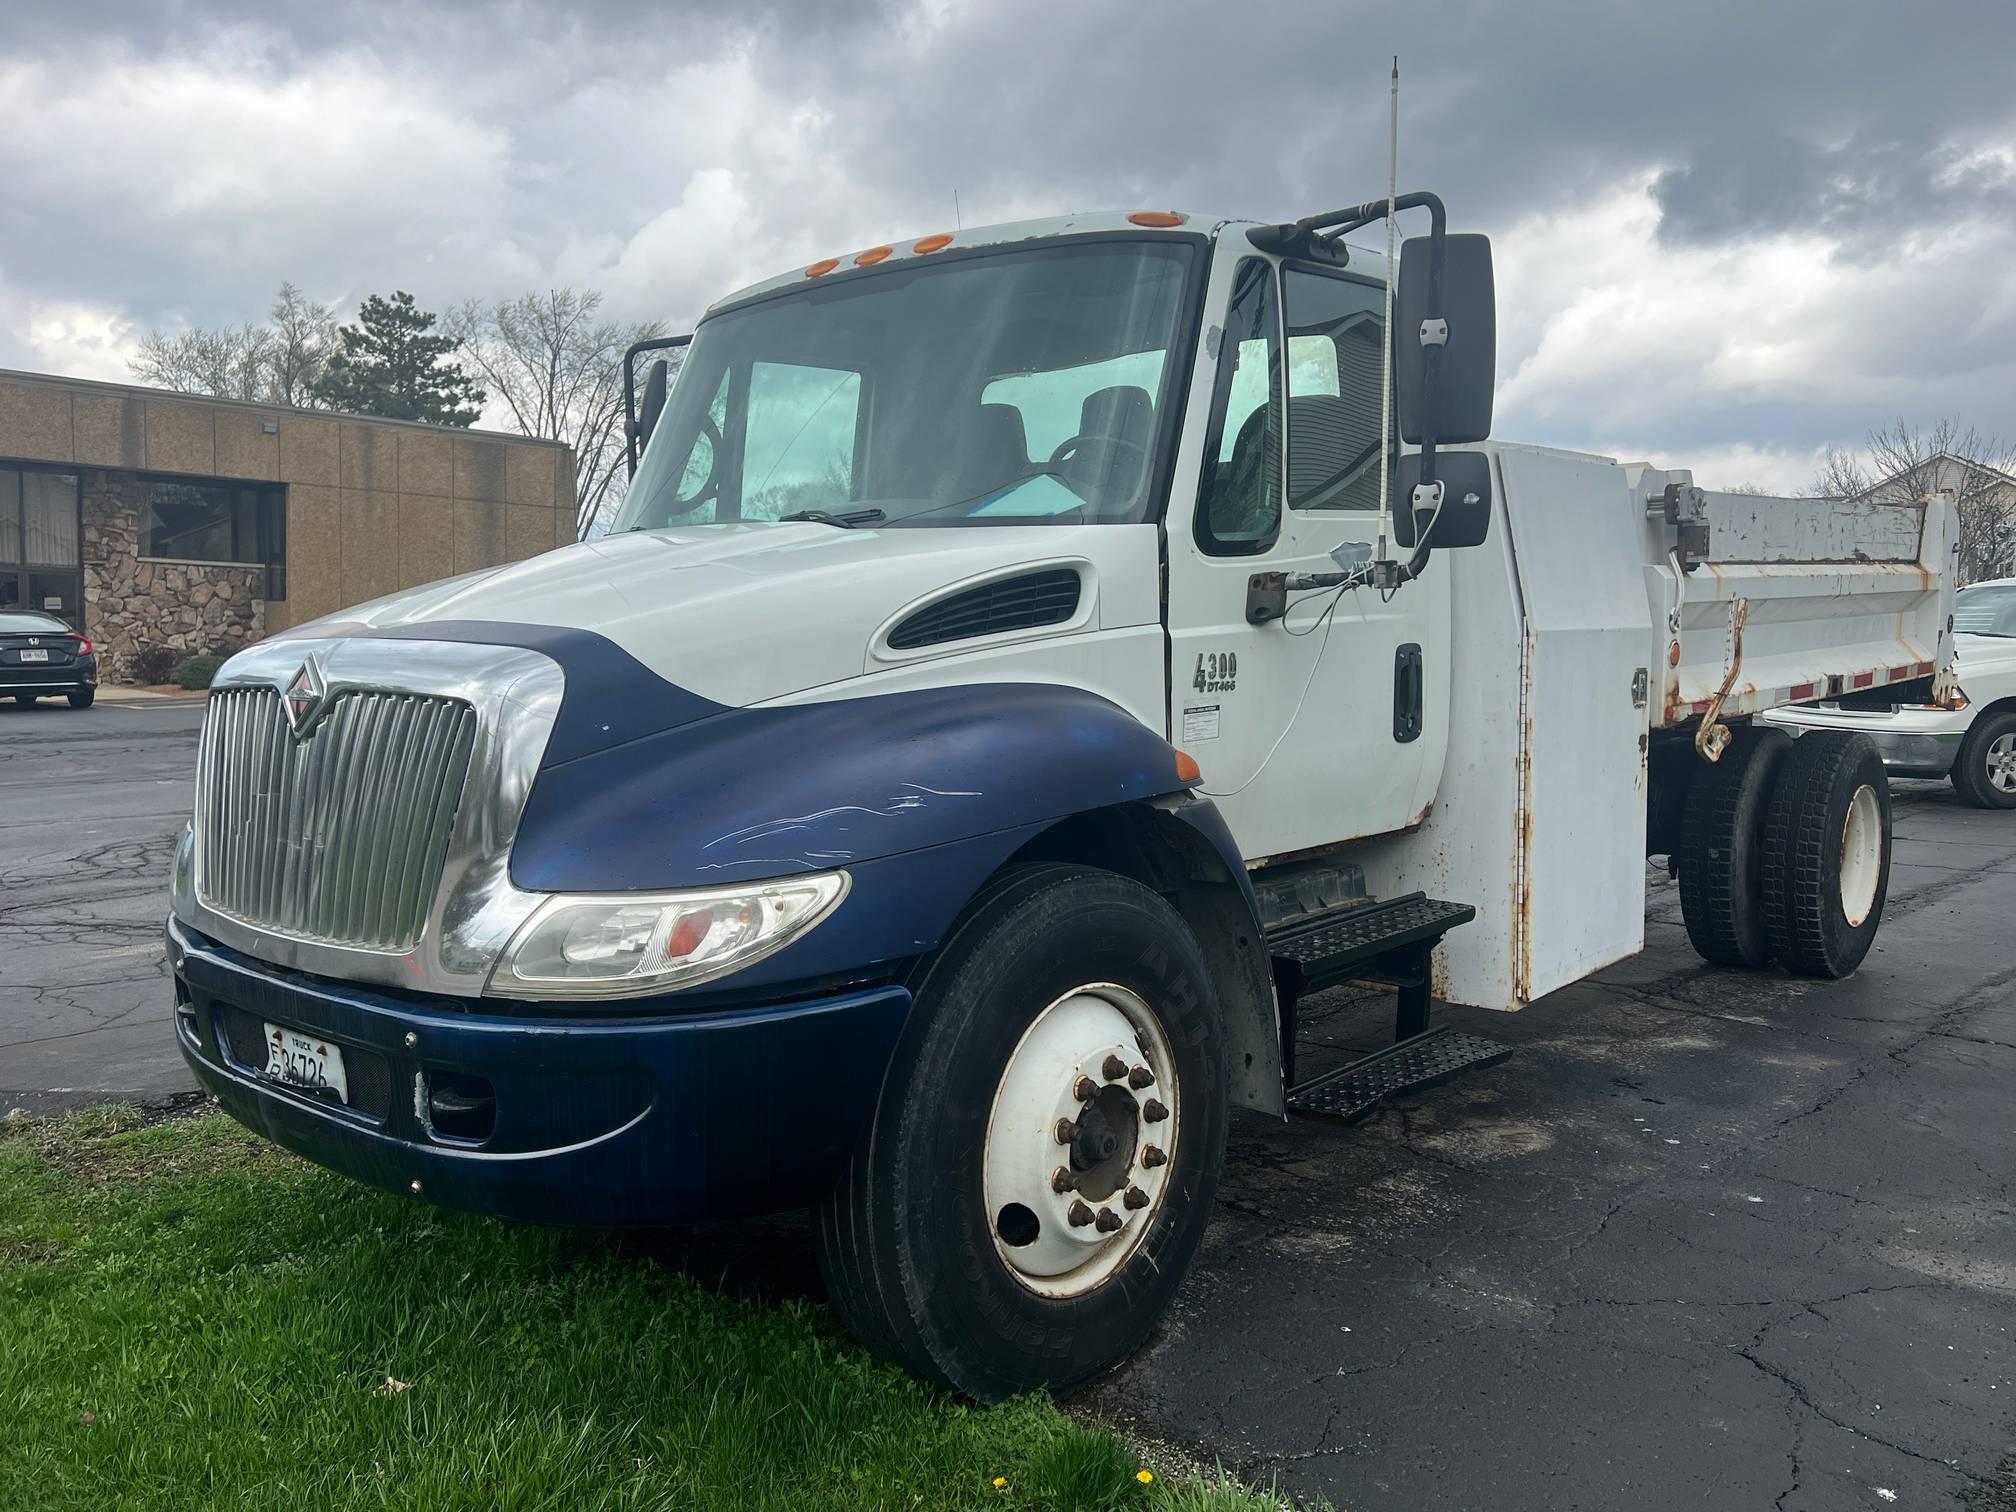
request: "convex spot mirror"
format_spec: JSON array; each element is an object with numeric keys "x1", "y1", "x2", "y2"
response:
[
  {"x1": 1395, "y1": 233, "x2": 1496, "y2": 446},
  {"x1": 1391, "y1": 450, "x2": 1492, "y2": 549}
]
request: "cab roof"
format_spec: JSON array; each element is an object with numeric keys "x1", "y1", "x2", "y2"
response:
[{"x1": 705, "y1": 211, "x2": 1237, "y2": 317}]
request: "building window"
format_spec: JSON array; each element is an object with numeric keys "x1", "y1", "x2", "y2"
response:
[{"x1": 141, "y1": 477, "x2": 287, "y2": 599}]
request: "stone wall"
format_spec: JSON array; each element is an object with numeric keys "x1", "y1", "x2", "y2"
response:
[{"x1": 81, "y1": 470, "x2": 263, "y2": 681}]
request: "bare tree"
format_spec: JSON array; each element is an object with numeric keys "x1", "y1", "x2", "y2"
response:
[
  {"x1": 1808, "y1": 419, "x2": 2016, "y2": 585},
  {"x1": 130, "y1": 283, "x2": 337, "y2": 408},
  {"x1": 131, "y1": 323, "x2": 272, "y2": 401},
  {"x1": 449, "y1": 290, "x2": 663, "y2": 534},
  {"x1": 265, "y1": 283, "x2": 339, "y2": 407}
]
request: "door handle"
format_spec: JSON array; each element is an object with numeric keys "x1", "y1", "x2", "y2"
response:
[{"x1": 1393, "y1": 643, "x2": 1423, "y2": 743}]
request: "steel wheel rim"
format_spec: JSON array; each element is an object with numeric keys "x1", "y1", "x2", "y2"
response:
[
  {"x1": 1839, "y1": 783, "x2": 1883, "y2": 927},
  {"x1": 983, "y1": 982, "x2": 1178, "y2": 1299},
  {"x1": 1988, "y1": 733, "x2": 2016, "y2": 795}
]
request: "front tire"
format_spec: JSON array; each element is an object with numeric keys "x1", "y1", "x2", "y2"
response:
[
  {"x1": 67, "y1": 689, "x2": 95, "y2": 709},
  {"x1": 1950, "y1": 711, "x2": 2016, "y2": 809},
  {"x1": 1762, "y1": 731, "x2": 1891, "y2": 978},
  {"x1": 814, "y1": 864, "x2": 1228, "y2": 1402}
]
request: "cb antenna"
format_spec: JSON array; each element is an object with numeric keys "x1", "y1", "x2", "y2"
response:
[{"x1": 1374, "y1": 55, "x2": 1399, "y2": 578}]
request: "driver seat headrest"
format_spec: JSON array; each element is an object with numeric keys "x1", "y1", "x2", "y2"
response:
[{"x1": 1078, "y1": 385, "x2": 1155, "y2": 447}]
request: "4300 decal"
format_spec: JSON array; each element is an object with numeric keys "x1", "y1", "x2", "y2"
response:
[{"x1": 1192, "y1": 650, "x2": 1237, "y2": 694}]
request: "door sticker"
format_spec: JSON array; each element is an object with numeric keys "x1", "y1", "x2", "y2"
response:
[
  {"x1": 1192, "y1": 650, "x2": 1237, "y2": 693},
  {"x1": 1182, "y1": 705, "x2": 1221, "y2": 742}
]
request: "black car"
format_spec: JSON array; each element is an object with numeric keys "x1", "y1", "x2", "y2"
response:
[{"x1": 0, "y1": 610, "x2": 98, "y2": 708}]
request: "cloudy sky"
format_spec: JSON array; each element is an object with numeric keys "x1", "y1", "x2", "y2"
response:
[{"x1": 3, "y1": 0, "x2": 2013, "y2": 491}]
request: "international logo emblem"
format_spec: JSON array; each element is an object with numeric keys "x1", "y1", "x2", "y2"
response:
[{"x1": 283, "y1": 658, "x2": 326, "y2": 737}]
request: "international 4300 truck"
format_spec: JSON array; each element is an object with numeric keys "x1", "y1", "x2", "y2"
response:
[{"x1": 169, "y1": 196, "x2": 1957, "y2": 1400}]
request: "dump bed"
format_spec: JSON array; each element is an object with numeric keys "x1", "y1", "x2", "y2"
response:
[{"x1": 1631, "y1": 467, "x2": 1958, "y2": 732}]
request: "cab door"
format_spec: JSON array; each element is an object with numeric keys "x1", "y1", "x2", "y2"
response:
[{"x1": 1164, "y1": 250, "x2": 1447, "y2": 861}]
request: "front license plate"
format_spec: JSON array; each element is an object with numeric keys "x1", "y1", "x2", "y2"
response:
[
  {"x1": 262, "y1": 1023, "x2": 350, "y2": 1103},
  {"x1": 18, "y1": 649, "x2": 48, "y2": 663}
]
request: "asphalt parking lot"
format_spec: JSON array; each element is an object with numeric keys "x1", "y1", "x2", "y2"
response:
[{"x1": 3, "y1": 701, "x2": 2012, "y2": 1510}]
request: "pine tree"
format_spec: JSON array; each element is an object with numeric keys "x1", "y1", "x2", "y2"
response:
[{"x1": 310, "y1": 291, "x2": 486, "y2": 426}]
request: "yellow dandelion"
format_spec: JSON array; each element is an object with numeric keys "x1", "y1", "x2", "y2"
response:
[
  {"x1": 993, "y1": 1477, "x2": 1007, "y2": 1490},
  {"x1": 1136, "y1": 1469, "x2": 1154, "y2": 1484}
]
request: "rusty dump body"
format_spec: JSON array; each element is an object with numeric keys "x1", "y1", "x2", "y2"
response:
[{"x1": 1633, "y1": 468, "x2": 1957, "y2": 739}]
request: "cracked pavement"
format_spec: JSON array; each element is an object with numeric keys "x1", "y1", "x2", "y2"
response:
[
  {"x1": 0, "y1": 699, "x2": 203, "y2": 1115},
  {"x1": 3, "y1": 702, "x2": 2012, "y2": 1508},
  {"x1": 1080, "y1": 782, "x2": 2016, "y2": 1510}
]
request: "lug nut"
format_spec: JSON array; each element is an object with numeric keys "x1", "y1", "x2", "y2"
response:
[
  {"x1": 1054, "y1": 1117, "x2": 1079, "y2": 1144},
  {"x1": 1068, "y1": 1200, "x2": 1094, "y2": 1228},
  {"x1": 1073, "y1": 1076, "x2": 1098, "y2": 1102},
  {"x1": 1051, "y1": 1166, "x2": 1077, "y2": 1193},
  {"x1": 1140, "y1": 1145, "x2": 1167, "y2": 1169},
  {"x1": 409, "y1": 1180, "x2": 423, "y2": 1195},
  {"x1": 1095, "y1": 1208, "x2": 1123, "y2": 1233},
  {"x1": 1124, "y1": 1185, "x2": 1150, "y2": 1210},
  {"x1": 1128, "y1": 1065, "x2": 1155, "y2": 1089},
  {"x1": 1102, "y1": 1054, "x2": 1128, "y2": 1081},
  {"x1": 1143, "y1": 1098, "x2": 1169, "y2": 1123},
  {"x1": 404, "y1": 1032, "x2": 418, "y2": 1049}
]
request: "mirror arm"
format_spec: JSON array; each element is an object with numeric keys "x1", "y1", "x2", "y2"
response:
[{"x1": 622, "y1": 333, "x2": 693, "y2": 478}]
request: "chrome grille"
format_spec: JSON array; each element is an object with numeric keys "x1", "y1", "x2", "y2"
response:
[{"x1": 195, "y1": 685, "x2": 478, "y2": 951}]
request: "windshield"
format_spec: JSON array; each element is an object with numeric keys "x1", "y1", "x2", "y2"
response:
[
  {"x1": 1954, "y1": 584, "x2": 2016, "y2": 638},
  {"x1": 613, "y1": 239, "x2": 1197, "y2": 533}
]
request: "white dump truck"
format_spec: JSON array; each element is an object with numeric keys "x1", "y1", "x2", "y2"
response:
[{"x1": 168, "y1": 196, "x2": 1956, "y2": 1402}]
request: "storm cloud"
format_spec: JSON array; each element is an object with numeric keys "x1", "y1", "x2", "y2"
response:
[{"x1": 2, "y1": 0, "x2": 2011, "y2": 490}]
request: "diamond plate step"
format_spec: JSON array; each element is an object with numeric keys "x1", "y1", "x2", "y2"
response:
[
  {"x1": 1266, "y1": 892, "x2": 1476, "y2": 991},
  {"x1": 1285, "y1": 1026, "x2": 1513, "y2": 1122}
]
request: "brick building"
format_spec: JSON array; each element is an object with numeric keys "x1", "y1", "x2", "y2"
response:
[{"x1": 0, "y1": 369, "x2": 575, "y2": 680}]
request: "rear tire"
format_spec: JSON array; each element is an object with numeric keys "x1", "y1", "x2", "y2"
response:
[
  {"x1": 67, "y1": 689, "x2": 95, "y2": 709},
  {"x1": 1950, "y1": 711, "x2": 2016, "y2": 809},
  {"x1": 1762, "y1": 731, "x2": 1891, "y2": 978},
  {"x1": 1677, "y1": 726, "x2": 1791, "y2": 967},
  {"x1": 814, "y1": 864, "x2": 1228, "y2": 1402}
]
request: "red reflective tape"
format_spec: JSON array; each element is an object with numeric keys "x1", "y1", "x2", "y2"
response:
[
  {"x1": 1852, "y1": 672, "x2": 1874, "y2": 689},
  {"x1": 1919, "y1": 660, "x2": 1936, "y2": 675},
  {"x1": 1788, "y1": 683, "x2": 1817, "y2": 701},
  {"x1": 1889, "y1": 665, "x2": 1913, "y2": 681}
]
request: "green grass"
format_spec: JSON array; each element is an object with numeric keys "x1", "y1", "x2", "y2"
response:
[{"x1": 0, "y1": 1108, "x2": 1283, "y2": 1512}]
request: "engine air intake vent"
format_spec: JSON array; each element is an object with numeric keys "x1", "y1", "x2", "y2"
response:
[{"x1": 887, "y1": 569, "x2": 1082, "y2": 650}]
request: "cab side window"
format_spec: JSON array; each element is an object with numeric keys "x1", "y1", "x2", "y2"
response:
[
  {"x1": 1283, "y1": 269, "x2": 1390, "y2": 511},
  {"x1": 1193, "y1": 259, "x2": 1282, "y2": 556}
]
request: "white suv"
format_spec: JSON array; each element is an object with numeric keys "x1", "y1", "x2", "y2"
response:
[{"x1": 1764, "y1": 577, "x2": 2016, "y2": 808}]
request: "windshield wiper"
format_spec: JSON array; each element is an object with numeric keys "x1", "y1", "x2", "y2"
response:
[{"x1": 777, "y1": 507, "x2": 886, "y2": 528}]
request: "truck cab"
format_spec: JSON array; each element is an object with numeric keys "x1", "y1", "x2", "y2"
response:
[{"x1": 168, "y1": 205, "x2": 1952, "y2": 1402}]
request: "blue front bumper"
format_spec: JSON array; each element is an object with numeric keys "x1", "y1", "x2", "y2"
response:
[{"x1": 169, "y1": 916, "x2": 910, "y2": 1225}]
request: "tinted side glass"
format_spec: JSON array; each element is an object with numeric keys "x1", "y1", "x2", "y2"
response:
[
  {"x1": 1193, "y1": 259, "x2": 1282, "y2": 556},
  {"x1": 1283, "y1": 269, "x2": 1390, "y2": 511}
]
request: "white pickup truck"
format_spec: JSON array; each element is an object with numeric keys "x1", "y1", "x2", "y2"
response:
[{"x1": 167, "y1": 197, "x2": 1956, "y2": 1402}]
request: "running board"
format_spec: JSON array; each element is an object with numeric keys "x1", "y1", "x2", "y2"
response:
[
  {"x1": 1284, "y1": 1026, "x2": 1513, "y2": 1122},
  {"x1": 1266, "y1": 890, "x2": 1505, "y2": 1111}
]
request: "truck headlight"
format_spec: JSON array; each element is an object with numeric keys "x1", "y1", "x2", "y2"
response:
[{"x1": 487, "y1": 872, "x2": 850, "y2": 999}]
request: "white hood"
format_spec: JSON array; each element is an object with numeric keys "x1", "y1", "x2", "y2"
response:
[{"x1": 283, "y1": 522, "x2": 1162, "y2": 708}]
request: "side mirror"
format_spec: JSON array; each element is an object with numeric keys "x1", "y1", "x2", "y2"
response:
[
  {"x1": 638, "y1": 358, "x2": 669, "y2": 449},
  {"x1": 1391, "y1": 450, "x2": 1492, "y2": 549},
  {"x1": 1395, "y1": 233, "x2": 1495, "y2": 446}
]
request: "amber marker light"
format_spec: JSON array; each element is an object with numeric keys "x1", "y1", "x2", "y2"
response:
[
  {"x1": 1128, "y1": 211, "x2": 1186, "y2": 227},
  {"x1": 912, "y1": 233, "x2": 954, "y2": 253},
  {"x1": 1173, "y1": 750, "x2": 1203, "y2": 785},
  {"x1": 805, "y1": 258, "x2": 840, "y2": 277},
  {"x1": 855, "y1": 246, "x2": 893, "y2": 265}
]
